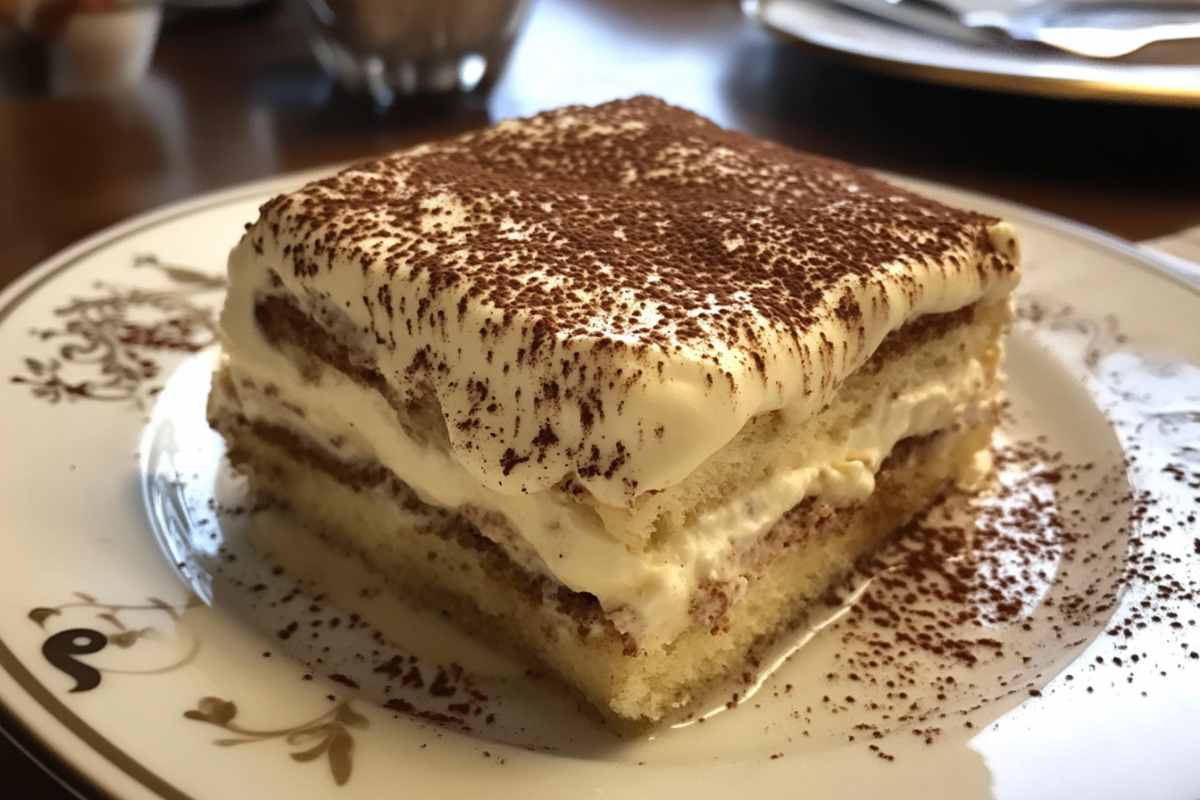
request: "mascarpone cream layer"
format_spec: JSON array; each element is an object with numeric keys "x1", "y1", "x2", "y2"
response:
[{"x1": 217, "y1": 289, "x2": 992, "y2": 645}]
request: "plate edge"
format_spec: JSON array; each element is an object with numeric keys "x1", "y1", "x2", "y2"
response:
[{"x1": 749, "y1": 5, "x2": 1200, "y2": 108}]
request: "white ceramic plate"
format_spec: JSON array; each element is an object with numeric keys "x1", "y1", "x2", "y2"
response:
[
  {"x1": 749, "y1": 0, "x2": 1200, "y2": 106},
  {"x1": 1, "y1": 170, "x2": 1198, "y2": 800}
]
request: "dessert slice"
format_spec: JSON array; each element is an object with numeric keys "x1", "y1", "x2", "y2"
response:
[{"x1": 207, "y1": 97, "x2": 1020, "y2": 721}]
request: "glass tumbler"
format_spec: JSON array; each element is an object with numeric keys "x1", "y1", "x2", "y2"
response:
[{"x1": 302, "y1": 0, "x2": 530, "y2": 104}]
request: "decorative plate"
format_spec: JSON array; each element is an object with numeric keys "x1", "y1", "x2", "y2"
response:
[{"x1": 1, "y1": 171, "x2": 1198, "y2": 800}]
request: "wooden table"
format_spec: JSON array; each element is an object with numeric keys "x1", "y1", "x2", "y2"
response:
[{"x1": 1, "y1": 0, "x2": 1198, "y2": 795}]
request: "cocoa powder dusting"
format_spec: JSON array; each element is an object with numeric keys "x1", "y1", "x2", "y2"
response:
[
  {"x1": 745, "y1": 302, "x2": 1200, "y2": 760},
  {"x1": 250, "y1": 97, "x2": 1015, "y2": 488}
]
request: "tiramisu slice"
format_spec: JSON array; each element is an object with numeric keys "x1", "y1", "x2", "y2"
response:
[{"x1": 208, "y1": 97, "x2": 1020, "y2": 721}]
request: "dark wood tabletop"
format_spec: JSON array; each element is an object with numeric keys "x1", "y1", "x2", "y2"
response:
[{"x1": 1, "y1": 0, "x2": 1198, "y2": 796}]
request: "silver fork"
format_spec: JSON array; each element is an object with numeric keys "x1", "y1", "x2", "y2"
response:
[{"x1": 882, "y1": 0, "x2": 1200, "y2": 58}]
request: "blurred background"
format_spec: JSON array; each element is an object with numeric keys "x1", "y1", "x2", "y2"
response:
[{"x1": 0, "y1": 0, "x2": 1198, "y2": 793}]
